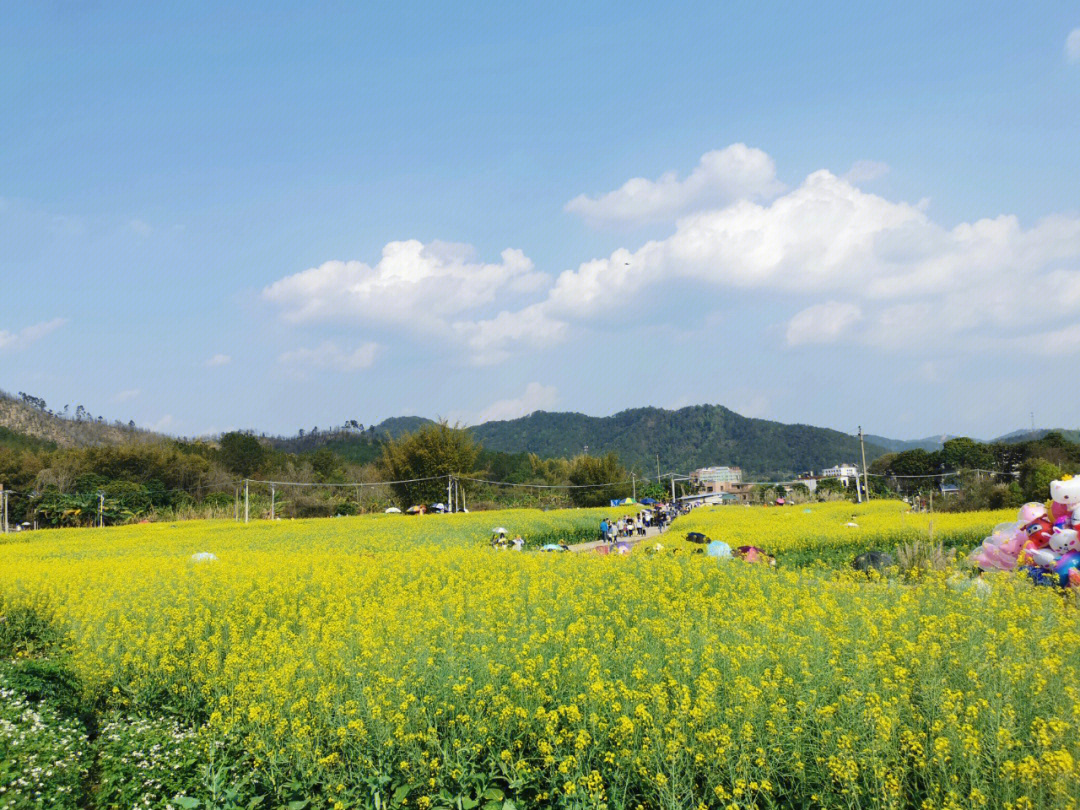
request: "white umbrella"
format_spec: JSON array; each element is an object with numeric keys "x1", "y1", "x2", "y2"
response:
[
  {"x1": 492, "y1": 526, "x2": 508, "y2": 534},
  {"x1": 385, "y1": 507, "x2": 402, "y2": 513}
]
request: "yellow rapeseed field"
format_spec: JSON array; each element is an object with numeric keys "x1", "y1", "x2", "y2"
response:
[
  {"x1": 670, "y1": 501, "x2": 1016, "y2": 565},
  {"x1": 3, "y1": 506, "x2": 1080, "y2": 809}
]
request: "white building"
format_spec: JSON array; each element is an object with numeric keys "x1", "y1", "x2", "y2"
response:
[
  {"x1": 691, "y1": 466, "x2": 743, "y2": 485},
  {"x1": 821, "y1": 463, "x2": 859, "y2": 485}
]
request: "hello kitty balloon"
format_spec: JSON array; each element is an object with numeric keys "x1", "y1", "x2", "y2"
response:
[{"x1": 1050, "y1": 478, "x2": 1080, "y2": 523}]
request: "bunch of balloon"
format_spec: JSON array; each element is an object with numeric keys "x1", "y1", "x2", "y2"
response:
[{"x1": 968, "y1": 478, "x2": 1080, "y2": 589}]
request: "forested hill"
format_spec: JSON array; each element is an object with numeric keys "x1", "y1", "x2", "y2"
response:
[
  {"x1": 0, "y1": 390, "x2": 156, "y2": 448},
  {"x1": 469, "y1": 405, "x2": 888, "y2": 477}
]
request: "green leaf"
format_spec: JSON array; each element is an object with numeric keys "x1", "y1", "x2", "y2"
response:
[
  {"x1": 502, "y1": 801, "x2": 517, "y2": 810},
  {"x1": 461, "y1": 798, "x2": 479, "y2": 810},
  {"x1": 392, "y1": 784, "x2": 412, "y2": 805},
  {"x1": 173, "y1": 798, "x2": 201, "y2": 810},
  {"x1": 288, "y1": 801, "x2": 310, "y2": 810},
  {"x1": 482, "y1": 789, "x2": 504, "y2": 801}
]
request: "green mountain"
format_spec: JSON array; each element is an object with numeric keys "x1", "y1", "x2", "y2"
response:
[
  {"x1": 992, "y1": 428, "x2": 1080, "y2": 445},
  {"x1": 865, "y1": 434, "x2": 954, "y2": 453},
  {"x1": 374, "y1": 416, "x2": 435, "y2": 438},
  {"x1": 469, "y1": 405, "x2": 888, "y2": 477}
]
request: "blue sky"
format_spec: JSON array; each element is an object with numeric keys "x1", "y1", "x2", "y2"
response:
[{"x1": 3, "y1": 1, "x2": 1079, "y2": 441}]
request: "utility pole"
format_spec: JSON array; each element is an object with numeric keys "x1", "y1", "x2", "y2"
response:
[
  {"x1": 447, "y1": 475, "x2": 453, "y2": 513},
  {"x1": 270, "y1": 484, "x2": 275, "y2": 520},
  {"x1": 1, "y1": 485, "x2": 7, "y2": 534},
  {"x1": 656, "y1": 454, "x2": 660, "y2": 479},
  {"x1": 234, "y1": 485, "x2": 239, "y2": 521},
  {"x1": 244, "y1": 479, "x2": 249, "y2": 524},
  {"x1": 98, "y1": 491, "x2": 105, "y2": 528},
  {"x1": 670, "y1": 474, "x2": 676, "y2": 502},
  {"x1": 859, "y1": 425, "x2": 870, "y2": 500},
  {"x1": 632, "y1": 472, "x2": 637, "y2": 501}
]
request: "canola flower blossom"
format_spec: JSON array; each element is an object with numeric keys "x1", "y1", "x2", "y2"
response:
[
  {"x1": 672, "y1": 501, "x2": 1017, "y2": 566},
  {"x1": 2, "y1": 505, "x2": 1079, "y2": 809}
]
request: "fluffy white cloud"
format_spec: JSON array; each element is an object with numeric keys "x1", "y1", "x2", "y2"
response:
[
  {"x1": 205, "y1": 353, "x2": 231, "y2": 367},
  {"x1": 112, "y1": 388, "x2": 141, "y2": 403},
  {"x1": 843, "y1": 160, "x2": 890, "y2": 184},
  {"x1": 476, "y1": 382, "x2": 559, "y2": 423},
  {"x1": 537, "y1": 170, "x2": 1080, "y2": 354},
  {"x1": 454, "y1": 304, "x2": 568, "y2": 366},
  {"x1": 264, "y1": 147, "x2": 1080, "y2": 367},
  {"x1": 0, "y1": 318, "x2": 66, "y2": 352},
  {"x1": 278, "y1": 341, "x2": 379, "y2": 373},
  {"x1": 263, "y1": 240, "x2": 546, "y2": 330},
  {"x1": 786, "y1": 302, "x2": 863, "y2": 346},
  {"x1": 1068, "y1": 28, "x2": 1080, "y2": 62},
  {"x1": 565, "y1": 144, "x2": 783, "y2": 225}
]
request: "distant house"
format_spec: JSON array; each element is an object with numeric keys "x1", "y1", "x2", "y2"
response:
[
  {"x1": 691, "y1": 466, "x2": 743, "y2": 485},
  {"x1": 821, "y1": 463, "x2": 859, "y2": 486},
  {"x1": 939, "y1": 483, "x2": 960, "y2": 496}
]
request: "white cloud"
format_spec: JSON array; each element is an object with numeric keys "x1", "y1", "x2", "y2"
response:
[
  {"x1": 205, "y1": 353, "x2": 231, "y2": 367},
  {"x1": 278, "y1": 341, "x2": 379, "y2": 373},
  {"x1": 112, "y1": 388, "x2": 141, "y2": 403},
  {"x1": 1067, "y1": 28, "x2": 1080, "y2": 62},
  {"x1": 843, "y1": 160, "x2": 890, "y2": 184},
  {"x1": 565, "y1": 144, "x2": 784, "y2": 225},
  {"x1": 0, "y1": 318, "x2": 67, "y2": 352},
  {"x1": 1015, "y1": 323, "x2": 1080, "y2": 356},
  {"x1": 476, "y1": 382, "x2": 559, "y2": 423},
  {"x1": 262, "y1": 240, "x2": 547, "y2": 330},
  {"x1": 453, "y1": 303, "x2": 568, "y2": 366},
  {"x1": 150, "y1": 414, "x2": 175, "y2": 432},
  {"x1": 262, "y1": 146, "x2": 1080, "y2": 368},
  {"x1": 529, "y1": 170, "x2": 1080, "y2": 354},
  {"x1": 786, "y1": 302, "x2": 863, "y2": 346}
]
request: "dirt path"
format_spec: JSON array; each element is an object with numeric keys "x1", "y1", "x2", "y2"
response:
[{"x1": 568, "y1": 522, "x2": 668, "y2": 553}]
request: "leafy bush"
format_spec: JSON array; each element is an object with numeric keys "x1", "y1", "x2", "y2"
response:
[{"x1": 0, "y1": 672, "x2": 90, "y2": 810}]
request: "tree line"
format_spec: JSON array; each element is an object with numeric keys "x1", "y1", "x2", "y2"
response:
[{"x1": 867, "y1": 434, "x2": 1080, "y2": 509}]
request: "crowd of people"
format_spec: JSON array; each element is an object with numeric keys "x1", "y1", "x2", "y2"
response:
[
  {"x1": 486, "y1": 501, "x2": 690, "y2": 553},
  {"x1": 598, "y1": 503, "x2": 682, "y2": 545}
]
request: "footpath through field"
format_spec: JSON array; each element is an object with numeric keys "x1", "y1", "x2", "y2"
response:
[{"x1": 568, "y1": 520, "x2": 667, "y2": 553}]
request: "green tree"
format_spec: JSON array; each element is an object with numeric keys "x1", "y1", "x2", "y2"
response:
[
  {"x1": 940, "y1": 437, "x2": 994, "y2": 472},
  {"x1": 1019, "y1": 458, "x2": 1064, "y2": 502},
  {"x1": 379, "y1": 421, "x2": 480, "y2": 506},
  {"x1": 308, "y1": 448, "x2": 341, "y2": 482},
  {"x1": 815, "y1": 477, "x2": 848, "y2": 498},
  {"x1": 219, "y1": 432, "x2": 267, "y2": 477},
  {"x1": 566, "y1": 453, "x2": 630, "y2": 507}
]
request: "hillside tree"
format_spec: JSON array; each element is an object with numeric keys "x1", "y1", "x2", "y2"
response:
[
  {"x1": 566, "y1": 453, "x2": 630, "y2": 507},
  {"x1": 379, "y1": 421, "x2": 480, "y2": 506},
  {"x1": 219, "y1": 431, "x2": 267, "y2": 477}
]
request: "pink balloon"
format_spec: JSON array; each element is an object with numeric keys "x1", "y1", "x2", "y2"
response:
[{"x1": 1017, "y1": 502, "x2": 1047, "y2": 524}]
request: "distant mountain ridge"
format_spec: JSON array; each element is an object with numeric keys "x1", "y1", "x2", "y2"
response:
[
  {"x1": 864, "y1": 434, "x2": 955, "y2": 453},
  {"x1": 469, "y1": 405, "x2": 888, "y2": 477},
  {"x1": 0, "y1": 390, "x2": 156, "y2": 448},
  {"x1": 4, "y1": 385, "x2": 1071, "y2": 477}
]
